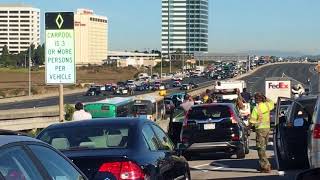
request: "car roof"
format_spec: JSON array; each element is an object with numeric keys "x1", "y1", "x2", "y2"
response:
[
  {"x1": 192, "y1": 103, "x2": 234, "y2": 108},
  {"x1": 44, "y1": 118, "x2": 150, "y2": 130},
  {"x1": 296, "y1": 95, "x2": 318, "y2": 101},
  {"x1": 0, "y1": 135, "x2": 42, "y2": 147}
]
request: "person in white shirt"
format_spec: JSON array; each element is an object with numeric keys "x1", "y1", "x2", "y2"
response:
[{"x1": 72, "y1": 102, "x2": 92, "y2": 121}]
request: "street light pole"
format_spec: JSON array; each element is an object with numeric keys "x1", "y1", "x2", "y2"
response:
[
  {"x1": 24, "y1": 54, "x2": 26, "y2": 68},
  {"x1": 28, "y1": 46, "x2": 31, "y2": 96}
]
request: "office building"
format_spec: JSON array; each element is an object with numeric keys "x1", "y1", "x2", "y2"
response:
[
  {"x1": 161, "y1": 0, "x2": 208, "y2": 57},
  {"x1": 0, "y1": 4, "x2": 40, "y2": 54},
  {"x1": 107, "y1": 51, "x2": 160, "y2": 68},
  {"x1": 74, "y1": 9, "x2": 108, "y2": 65}
]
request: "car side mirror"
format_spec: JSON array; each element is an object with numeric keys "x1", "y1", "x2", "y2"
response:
[
  {"x1": 296, "y1": 168, "x2": 320, "y2": 180},
  {"x1": 294, "y1": 118, "x2": 304, "y2": 127}
]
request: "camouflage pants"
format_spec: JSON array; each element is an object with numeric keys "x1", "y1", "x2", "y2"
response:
[{"x1": 256, "y1": 128, "x2": 271, "y2": 169}]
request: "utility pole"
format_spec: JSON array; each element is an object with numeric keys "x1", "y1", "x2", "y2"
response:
[
  {"x1": 24, "y1": 54, "x2": 26, "y2": 68},
  {"x1": 182, "y1": 53, "x2": 185, "y2": 73},
  {"x1": 168, "y1": 0, "x2": 172, "y2": 74},
  {"x1": 28, "y1": 47, "x2": 31, "y2": 96}
]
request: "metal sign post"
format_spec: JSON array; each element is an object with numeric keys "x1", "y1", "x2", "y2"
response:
[{"x1": 45, "y1": 12, "x2": 75, "y2": 122}]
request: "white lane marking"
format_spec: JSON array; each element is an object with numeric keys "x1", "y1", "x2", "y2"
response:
[{"x1": 192, "y1": 163, "x2": 210, "y2": 169}]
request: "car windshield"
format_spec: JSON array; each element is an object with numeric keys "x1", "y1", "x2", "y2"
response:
[
  {"x1": 38, "y1": 125, "x2": 131, "y2": 150},
  {"x1": 188, "y1": 105, "x2": 231, "y2": 120}
]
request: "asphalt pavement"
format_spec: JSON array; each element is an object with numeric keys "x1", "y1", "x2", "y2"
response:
[
  {"x1": 241, "y1": 63, "x2": 317, "y2": 94},
  {"x1": 0, "y1": 76, "x2": 212, "y2": 110},
  {"x1": 189, "y1": 132, "x2": 301, "y2": 180}
]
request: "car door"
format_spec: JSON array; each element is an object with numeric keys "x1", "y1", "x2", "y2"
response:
[
  {"x1": 26, "y1": 143, "x2": 87, "y2": 180},
  {"x1": 0, "y1": 144, "x2": 45, "y2": 180},
  {"x1": 151, "y1": 124, "x2": 188, "y2": 180},
  {"x1": 274, "y1": 97, "x2": 312, "y2": 170}
]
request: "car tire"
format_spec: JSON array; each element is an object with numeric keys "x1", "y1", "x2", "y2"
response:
[
  {"x1": 245, "y1": 138, "x2": 250, "y2": 154},
  {"x1": 184, "y1": 170, "x2": 191, "y2": 180},
  {"x1": 236, "y1": 144, "x2": 246, "y2": 159}
]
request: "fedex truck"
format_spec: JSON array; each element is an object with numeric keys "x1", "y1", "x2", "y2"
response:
[{"x1": 265, "y1": 77, "x2": 291, "y2": 103}]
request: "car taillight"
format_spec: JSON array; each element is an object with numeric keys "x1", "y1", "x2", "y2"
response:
[
  {"x1": 231, "y1": 134, "x2": 240, "y2": 141},
  {"x1": 99, "y1": 161, "x2": 145, "y2": 180},
  {"x1": 228, "y1": 109, "x2": 238, "y2": 124},
  {"x1": 313, "y1": 124, "x2": 320, "y2": 139}
]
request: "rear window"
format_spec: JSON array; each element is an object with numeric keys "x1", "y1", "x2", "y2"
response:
[
  {"x1": 38, "y1": 125, "x2": 130, "y2": 150},
  {"x1": 188, "y1": 105, "x2": 231, "y2": 120}
]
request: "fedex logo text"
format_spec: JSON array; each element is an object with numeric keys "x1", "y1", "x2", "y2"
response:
[{"x1": 268, "y1": 82, "x2": 289, "y2": 89}]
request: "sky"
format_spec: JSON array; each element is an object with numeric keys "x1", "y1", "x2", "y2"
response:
[{"x1": 1, "y1": 0, "x2": 320, "y2": 55}]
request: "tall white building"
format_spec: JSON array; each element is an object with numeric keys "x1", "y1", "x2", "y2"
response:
[
  {"x1": 161, "y1": 0, "x2": 208, "y2": 57},
  {"x1": 0, "y1": 4, "x2": 40, "y2": 54},
  {"x1": 74, "y1": 9, "x2": 108, "y2": 65}
]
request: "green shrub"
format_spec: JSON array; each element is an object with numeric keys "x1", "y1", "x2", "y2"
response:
[{"x1": 64, "y1": 104, "x2": 75, "y2": 121}]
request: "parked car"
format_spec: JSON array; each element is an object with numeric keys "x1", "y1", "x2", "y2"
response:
[
  {"x1": 0, "y1": 130, "x2": 87, "y2": 180},
  {"x1": 270, "y1": 99, "x2": 292, "y2": 127},
  {"x1": 308, "y1": 96, "x2": 320, "y2": 168},
  {"x1": 85, "y1": 86, "x2": 102, "y2": 96},
  {"x1": 113, "y1": 86, "x2": 128, "y2": 95},
  {"x1": 189, "y1": 82, "x2": 199, "y2": 89},
  {"x1": 173, "y1": 81, "x2": 182, "y2": 87},
  {"x1": 181, "y1": 103, "x2": 250, "y2": 159},
  {"x1": 126, "y1": 80, "x2": 136, "y2": 90},
  {"x1": 274, "y1": 96, "x2": 317, "y2": 170},
  {"x1": 37, "y1": 118, "x2": 191, "y2": 180},
  {"x1": 135, "y1": 83, "x2": 149, "y2": 91},
  {"x1": 180, "y1": 84, "x2": 191, "y2": 90}
]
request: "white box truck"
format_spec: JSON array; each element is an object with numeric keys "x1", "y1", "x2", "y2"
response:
[{"x1": 265, "y1": 77, "x2": 291, "y2": 103}]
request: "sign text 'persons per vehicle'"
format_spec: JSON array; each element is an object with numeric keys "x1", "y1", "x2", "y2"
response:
[{"x1": 45, "y1": 12, "x2": 75, "y2": 84}]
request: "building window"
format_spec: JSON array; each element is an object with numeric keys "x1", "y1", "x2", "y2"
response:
[
  {"x1": 20, "y1": 16, "x2": 29, "y2": 18},
  {"x1": 9, "y1": 20, "x2": 18, "y2": 22},
  {"x1": 9, "y1": 15, "x2": 18, "y2": 18},
  {"x1": 20, "y1": 20, "x2": 30, "y2": 23},
  {"x1": 9, "y1": 11, "x2": 18, "y2": 13},
  {"x1": 9, "y1": 33, "x2": 18, "y2": 36},
  {"x1": 0, "y1": 20, "x2": 7, "y2": 22},
  {"x1": 20, "y1": 11, "x2": 30, "y2": 14},
  {"x1": 0, "y1": 11, "x2": 8, "y2": 13}
]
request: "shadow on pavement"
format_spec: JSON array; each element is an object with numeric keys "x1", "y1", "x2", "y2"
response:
[
  {"x1": 202, "y1": 175, "x2": 294, "y2": 180},
  {"x1": 189, "y1": 153, "x2": 233, "y2": 161}
]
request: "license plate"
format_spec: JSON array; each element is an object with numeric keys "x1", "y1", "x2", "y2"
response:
[{"x1": 204, "y1": 123, "x2": 215, "y2": 130}]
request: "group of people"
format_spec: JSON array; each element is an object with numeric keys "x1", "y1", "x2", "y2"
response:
[{"x1": 179, "y1": 88, "x2": 275, "y2": 173}]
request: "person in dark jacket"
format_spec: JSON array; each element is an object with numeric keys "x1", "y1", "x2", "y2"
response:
[{"x1": 241, "y1": 88, "x2": 251, "y2": 103}]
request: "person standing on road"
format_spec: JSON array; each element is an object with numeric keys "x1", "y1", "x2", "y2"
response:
[
  {"x1": 72, "y1": 102, "x2": 92, "y2": 121},
  {"x1": 241, "y1": 88, "x2": 251, "y2": 103},
  {"x1": 249, "y1": 93, "x2": 274, "y2": 173}
]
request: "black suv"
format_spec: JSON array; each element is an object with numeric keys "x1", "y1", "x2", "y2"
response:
[{"x1": 181, "y1": 103, "x2": 250, "y2": 159}]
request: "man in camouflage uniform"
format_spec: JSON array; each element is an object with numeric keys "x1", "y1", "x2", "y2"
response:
[{"x1": 250, "y1": 92, "x2": 274, "y2": 173}]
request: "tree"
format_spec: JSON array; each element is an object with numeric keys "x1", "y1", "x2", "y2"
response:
[
  {"x1": 0, "y1": 45, "x2": 10, "y2": 66},
  {"x1": 33, "y1": 44, "x2": 45, "y2": 66}
]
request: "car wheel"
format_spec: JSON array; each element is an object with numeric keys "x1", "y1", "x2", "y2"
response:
[
  {"x1": 236, "y1": 144, "x2": 246, "y2": 159},
  {"x1": 245, "y1": 138, "x2": 250, "y2": 154},
  {"x1": 184, "y1": 169, "x2": 191, "y2": 180}
]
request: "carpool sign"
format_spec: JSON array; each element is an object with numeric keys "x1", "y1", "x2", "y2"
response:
[{"x1": 45, "y1": 12, "x2": 75, "y2": 84}]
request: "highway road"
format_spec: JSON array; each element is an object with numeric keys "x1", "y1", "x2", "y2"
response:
[
  {"x1": 189, "y1": 132, "x2": 301, "y2": 180},
  {"x1": 0, "y1": 76, "x2": 213, "y2": 110},
  {"x1": 0, "y1": 63, "x2": 317, "y2": 110},
  {"x1": 241, "y1": 63, "x2": 318, "y2": 94}
]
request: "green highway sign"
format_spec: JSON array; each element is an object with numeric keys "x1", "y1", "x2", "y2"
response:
[{"x1": 45, "y1": 12, "x2": 75, "y2": 85}]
